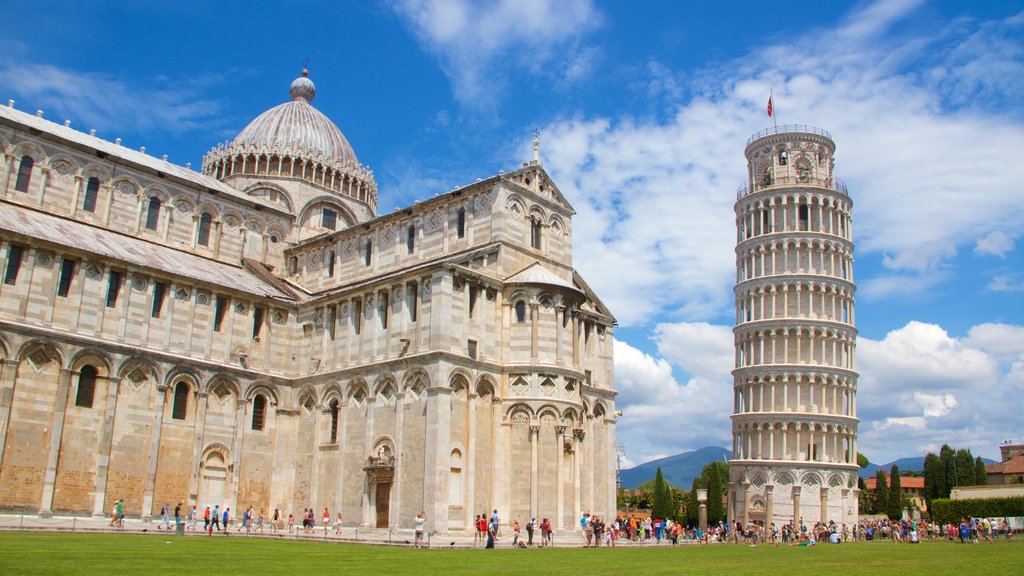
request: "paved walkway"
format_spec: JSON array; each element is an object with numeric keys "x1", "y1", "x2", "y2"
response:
[{"x1": 0, "y1": 514, "x2": 712, "y2": 549}]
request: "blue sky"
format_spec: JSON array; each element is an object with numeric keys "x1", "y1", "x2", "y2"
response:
[{"x1": 2, "y1": 0, "x2": 1022, "y2": 466}]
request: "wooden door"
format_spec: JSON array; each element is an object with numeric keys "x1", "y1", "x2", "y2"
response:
[{"x1": 375, "y1": 482, "x2": 391, "y2": 528}]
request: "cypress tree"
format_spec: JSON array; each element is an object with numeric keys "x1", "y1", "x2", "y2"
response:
[
  {"x1": 887, "y1": 465, "x2": 903, "y2": 520},
  {"x1": 652, "y1": 467, "x2": 671, "y2": 520},
  {"x1": 923, "y1": 452, "x2": 944, "y2": 501},
  {"x1": 974, "y1": 456, "x2": 988, "y2": 485},
  {"x1": 873, "y1": 469, "x2": 889, "y2": 515}
]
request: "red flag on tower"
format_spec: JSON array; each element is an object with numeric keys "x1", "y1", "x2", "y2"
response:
[{"x1": 767, "y1": 95, "x2": 773, "y2": 117}]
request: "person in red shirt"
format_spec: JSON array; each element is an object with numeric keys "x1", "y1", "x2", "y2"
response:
[{"x1": 540, "y1": 518, "x2": 552, "y2": 547}]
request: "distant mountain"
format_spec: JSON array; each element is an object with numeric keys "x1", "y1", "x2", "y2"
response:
[
  {"x1": 620, "y1": 446, "x2": 731, "y2": 490},
  {"x1": 859, "y1": 456, "x2": 997, "y2": 479}
]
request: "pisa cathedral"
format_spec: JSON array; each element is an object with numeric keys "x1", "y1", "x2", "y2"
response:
[
  {"x1": 0, "y1": 70, "x2": 618, "y2": 533},
  {"x1": 728, "y1": 126, "x2": 860, "y2": 527}
]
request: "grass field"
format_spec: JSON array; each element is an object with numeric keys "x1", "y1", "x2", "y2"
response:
[{"x1": 0, "y1": 533, "x2": 1019, "y2": 575}]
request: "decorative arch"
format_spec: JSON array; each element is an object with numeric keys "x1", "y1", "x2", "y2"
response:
[
  {"x1": 67, "y1": 347, "x2": 113, "y2": 375},
  {"x1": 243, "y1": 181, "x2": 295, "y2": 213},
  {"x1": 403, "y1": 368, "x2": 431, "y2": 392},
  {"x1": 80, "y1": 162, "x2": 112, "y2": 181},
  {"x1": 298, "y1": 196, "x2": 357, "y2": 228},
  {"x1": 346, "y1": 379, "x2": 369, "y2": 404},
  {"x1": 475, "y1": 375, "x2": 496, "y2": 400},
  {"x1": 507, "y1": 403, "x2": 532, "y2": 423},
  {"x1": 16, "y1": 339, "x2": 66, "y2": 369},
  {"x1": 243, "y1": 381, "x2": 279, "y2": 404},
  {"x1": 11, "y1": 141, "x2": 47, "y2": 163},
  {"x1": 203, "y1": 373, "x2": 241, "y2": 397},
  {"x1": 320, "y1": 382, "x2": 344, "y2": 405}
]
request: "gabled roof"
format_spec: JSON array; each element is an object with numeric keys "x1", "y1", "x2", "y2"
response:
[
  {"x1": 987, "y1": 454, "x2": 1024, "y2": 475},
  {"x1": 573, "y1": 270, "x2": 616, "y2": 323},
  {"x1": 0, "y1": 202, "x2": 295, "y2": 301},
  {"x1": 504, "y1": 262, "x2": 580, "y2": 292}
]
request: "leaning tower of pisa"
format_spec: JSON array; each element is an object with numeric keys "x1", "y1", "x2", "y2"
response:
[{"x1": 727, "y1": 125, "x2": 859, "y2": 529}]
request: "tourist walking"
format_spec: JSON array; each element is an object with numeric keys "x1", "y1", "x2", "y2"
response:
[{"x1": 414, "y1": 511, "x2": 426, "y2": 548}]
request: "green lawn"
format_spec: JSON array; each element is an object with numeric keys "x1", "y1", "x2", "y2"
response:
[{"x1": 0, "y1": 533, "x2": 1019, "y2": 575}]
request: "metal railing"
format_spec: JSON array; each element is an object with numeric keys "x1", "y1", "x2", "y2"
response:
[
  {"x1": 746, "y1": 125, "x2": 833, "y2": 146},
  {"x1": 736, "y1": 176, "x2": 848, "y2": 199}
]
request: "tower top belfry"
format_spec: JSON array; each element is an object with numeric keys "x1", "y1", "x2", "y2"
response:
[{"x1": 728, "y1": 125, "x2": 860, "y2": 528}]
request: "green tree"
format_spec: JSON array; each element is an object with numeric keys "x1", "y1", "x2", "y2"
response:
[
  {"x1": 857, "y1": 452, "x2": 870, "y2": 468},
  {"x1": 954, "y1": 448, "x2": 975, "y2": 488},
  {"x1": 651, "y1": 468, "x2": 672, "y2": 520},
  {"x1": 923, "y1": 452, "x2": 945, "y2": 501},
  {"x1": 887, "y1": 465, "x2": 903, "y2": 520},
  {"x1": 974, "y1": 456, "x2": 988, "y2": 485},
  {"x1": 685, "y1": 477, "x2": 704, "y2": 526},
  {"x1": 702, "y1": 461, "x2": 729, "y2": 524},
  {"x1": 873, "y1": 469, "x2": 889, "y2": 514}
]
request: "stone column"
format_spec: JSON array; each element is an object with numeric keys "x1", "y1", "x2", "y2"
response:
[
  {"x1": 92, "y1": 376, "x2": 121, "y2": 517},
  {"x1": 573, "y1": 428, "x2": 584, "y2": 518},
  {"x1": 764, "y1": 484, "x2": 774, "y2": 529},
  {"x1": 36, "y1": 166, "x2": 50, "y2": 206},
  {"x1": 38, "y1": 367, "x2": 72, "y2": 517},
  {"x1": 142, "y1": 384, "x2": 169, "y2": 521},
  {"x1": 188, "y1": 391, "x2": 210, "y2": 502},
  {"x1": 819, "y1": 486, "x2": 828, "y2": 524},
  {"x1": 791, "y1": 486, "x2": 801, "y2": 526},
  {"x1": 334, "y1": 399, "x2": 349, "y2": 514},
  {"x1": 555, "y1": 425, "x2": 566, "y2": 530},
  {"x1": 741, "y1": 480, "x2": 751, "y2": 525},
  {"x1": 2, "y1": 152, "x2": 15, "y2": 195},
  {"x1": 529, "y1": 424, "x2": 539, "y2": 520},
  {"x1": 228, "y1": 395, "x2": 248, "y2": 513},
  {"x1": 530, "y1": 304, "x2": 539, "y2": 361},
  {"x1": 554, "y1": 306, "x2": 564, "y2": 365},
  {"x1": 424, "y1": 386, "x2": 452, "y2": 534},
  {"x1": 464, "y1": 393, "x2": 476, "y2": 529},
  {"x1": 0, "y1": 358, "x2": 21, "y2": 467}
]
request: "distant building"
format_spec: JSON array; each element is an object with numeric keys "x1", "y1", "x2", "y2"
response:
[
  {"x1": 865, "y1": 473, "x2": 927, "y2": 513},
  {"x1": 984, "y1": 443, "x2": 1024, "y2": 485},
  {"x1": 728, "y1": 126, "x2": 859, "y2": 527}
]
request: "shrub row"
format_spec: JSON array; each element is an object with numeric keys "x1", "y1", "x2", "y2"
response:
[{"x1": 929, "y1": 497, "x2": 1024, "y2": 524}]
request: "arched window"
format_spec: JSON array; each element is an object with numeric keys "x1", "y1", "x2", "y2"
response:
[
  {"x1": 251, "y1": 394, "x2": 267, "y2": 431},
  {"x1": 329, "y1": 399, "x2": 339, "y2": 443},
  {"x1": 449, "y1": 449, "x2": 463, "y2": 506},
  {"x1": 288, "y1": 256, "x2": 298, "y2": 275},
  {"x1": 327, "y1": 251, "x2": 335, "y2": 277},
  {"x1": 515, "y1": 300, "x2": 526, "y2": 323},
  {"x1": 172, "y1": 382, "x2": 189, "y2": 420},
  {"x1": 364, "y1": 239, "x2": 372, "y2": 266},
  {"x1": 83, "y1": 177, "x2": 100, "y2": 212},
  {"x1": 14, "y1": 156, "x2": 33, "y2": 192},
  {"x1": 145, "y1": 197, "x2": 161, "y2": 230},
  {"x1": 75, "y1": 365, "x2": 97, "y2": 408},
  {"x1": 530, "y1": 217, "x2": 542, "y2": 250},
  {"x1": 457, "y1": 208, "x2": 466, "y2": 238},
  {"x1": 197, "y1": 212, "x2": 212, "y2": 246},
  {"x1": 407, "y1": 225, "x2": 415, "y2": 253}
]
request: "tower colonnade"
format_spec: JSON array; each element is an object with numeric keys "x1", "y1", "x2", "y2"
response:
[{"x1": 728, "y1": 126, "x2": 860, "y2": 529}]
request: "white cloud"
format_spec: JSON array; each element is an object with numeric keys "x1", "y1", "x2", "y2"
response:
[
  {"x1": 975, "y1": 230, "x2": 1015, "y2": 258},
  {"x1": 856, "y1": 321, "x2": 1021, "y2": 462},
  {"x1": 390, "y1": 0, "x2": 602, "y2": 108},
  {"x1": 613, "y1": 335, "x2": 732, "y2": 465},
  {"x1": 616, "y1": 318, "x2": 1023, "y2": 466},
  {"x1": 986, "y1": 274, "x2": 1024, "y2": 293},
  {"x1": 0, "y1": 62, "x2": 227, "y2": 139},
  {"x1": 532, "y1": 1, "x2": 1024, "y2": 323}
]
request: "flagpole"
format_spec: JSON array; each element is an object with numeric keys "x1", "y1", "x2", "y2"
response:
[{"x1": 771, "y1": 89, "x2": 778, "y2": 131}]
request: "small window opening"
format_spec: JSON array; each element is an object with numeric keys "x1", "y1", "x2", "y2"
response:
[
  {"x1": 213, "y1": 295, "x2": 227, "y2": 332},
  {"x1": 329, "y1": 400, "x2": 339, "y2": 443},
  {"x1": 197, "y1": 212, "x2": 212, "y2": 246},
  {"x1": 364, "y1": 239, "x2": 372, "y2": 266},
  {"x1": 251, "y1": 394, "x2": 267, "y2": 431},
  {"x1": 75, "y1": 365, "x2": 97, "y2": 408},
  {"x1": 253, "y1": 306, "x2": 265, "y2": 340},
  {"x1": 145, "y1": 197, "x2": 162, "y2": 230},
  {"x1": 14, "y1": 156, "x2": 33, "y2": 192},
  {"x1": 407, "y1": 225, "x2": 415, "y2": 254},
  {"x1": 57, "y1": 258, "x2": 75, "y2": 297},
  {"x1": 322, "y1": 207, "x2": 337, "y2": 230},
  {"x1": 457, "y1": 208, "x2": 466, "y2": 238},
  {"x1": 83, "y1": 177, "x2": 100, "y2": 213},
  {"x1": 152, "y1": 282, "x2": 167, "y2": 318},
  {"x1": 515, "y1": 300, "x2": 526, "y2": 323},
  {"x1": 3, "y1": 245, "x2": 23, "y2": 285},
  {"x1": 171, "y1": 382, "x2": 189, "y2": 420},
  {"x1": 105, "y1": 270, "x2": 121, "y2": 308}
]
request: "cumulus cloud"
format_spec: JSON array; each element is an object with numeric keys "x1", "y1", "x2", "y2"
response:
[
  {"x1": 613, "y1": 333, "x2": 733, "y2": 465},
  {"x1": 390, "y1": 0, "x2": 602, "y2": 109},
  {"x1": 975, "y1": 230, "x2": 1015, "y2": 258},
  {"x1": 529, "y1": 1, "x2": 1024, "y2": 325},
  {"x1": 856, "y1": 321, "x2": 1022, "y2": 461}
]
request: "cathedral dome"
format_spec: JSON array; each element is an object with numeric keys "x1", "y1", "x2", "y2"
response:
[
  {"x1": 232, "y1": 69, "x2": 357, "y2": 163},
  {"x1": 202, "y1": 69, "x2": 378, "y2": 216}
]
